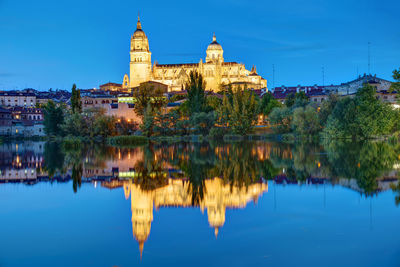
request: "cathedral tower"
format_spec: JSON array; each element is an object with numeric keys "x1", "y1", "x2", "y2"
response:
[
  {"x1": 129, "y1": 15, "x2": 152, "y2": 88},
  {"x1": 206, "y1": 33, "x2": 224, "y2": 63}
]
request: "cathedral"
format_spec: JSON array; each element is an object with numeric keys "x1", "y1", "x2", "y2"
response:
[{"x1": 122, "y1": 16, "x2": 267, "y2": 92}]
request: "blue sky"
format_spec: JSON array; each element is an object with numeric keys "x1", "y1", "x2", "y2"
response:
[{"x1": 0, "y1": 0, "x2": 399, "y2": 91}]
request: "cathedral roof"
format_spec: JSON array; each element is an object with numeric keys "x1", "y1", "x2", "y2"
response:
[
  {"x1": 133, "y1": 15, "x2": 146, "y2": 38},
  {"x1": 207, "y1": 33, "x2": 223, "y2": 51}
]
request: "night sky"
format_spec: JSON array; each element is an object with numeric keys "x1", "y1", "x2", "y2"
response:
[{"x1": 0, "y1": 0, "x2": 399, "y2": 90}]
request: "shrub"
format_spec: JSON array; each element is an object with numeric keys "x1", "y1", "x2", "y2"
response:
[{"x1": 208, "y1": 127, "x2": 227, "y2": 140}]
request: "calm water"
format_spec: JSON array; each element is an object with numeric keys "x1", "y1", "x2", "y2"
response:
[{"x1": 0, "y1": 141, "x2": 399, "y2": 266}]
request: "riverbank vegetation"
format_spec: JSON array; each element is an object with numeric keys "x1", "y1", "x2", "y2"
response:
[
  {"x1": 269, "y1": 68, "x2": 400, "y2": 140},
  {"x1": 42, "y1": 68, "x2": 400, "y2": 143}
]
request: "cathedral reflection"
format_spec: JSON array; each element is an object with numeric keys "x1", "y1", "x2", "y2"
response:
[{"x1": 102, "y1": 177, "x2": 267, "y2": 258}]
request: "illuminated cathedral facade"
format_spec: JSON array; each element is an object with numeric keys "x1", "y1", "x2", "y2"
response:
[{"x1": 122, "y1": 16, "x2": 267, "y2": 92}]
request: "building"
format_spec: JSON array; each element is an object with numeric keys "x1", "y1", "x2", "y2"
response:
[
  {"x1": 0, "y1": 107, "x2": 45, "y2": 136},
  {"x1": 333, "y1": 74, "x2": 392, "y2": 95},
  {"x1": 0, "y1": 107, "x2": 12, "y2": 127},
  {"x1": 81, "y1": 94, "x2": 118, "y2": 110},
  {"x1": 0, "y1": 91, "x2": 36, "y2": 107},
  {"x1": 271, "y1": 74, "x2": 396, "y2": 105},
  {"x1": 99, "y1": 82, "x2": 124, "y2": 93},
  {"x1": 272, "y1": 85, "x2": 328, "y2": 104},
  {"x1": 10, "y1": 107, "x2": 43, "y2": 122},
  {"x1": 122, "y1": 16, "x2": 267, "y2": 92}
]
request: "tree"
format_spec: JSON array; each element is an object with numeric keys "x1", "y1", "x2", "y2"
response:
[
  {"x1": 217, "y1": 86, "x2": 258, "y2": 135},
  {"x1": 292, "y1": 105, "x2": 321, "y2": 135},
  {"x1": 206, "y1": 95, "x2": 222, "y2": 111},
  {"x1": 322, "y1": 97, "x2": 359, "y2": 138},
  {"x1": 285, "y1": 91, "x2": 309, "y2": 108},
  {"x1": 43, "y1": 100, "x2": 64, "y2": 136},
  {"x1": 258, "y1": 92, "x2": 282, "y2": 116},
  {"x1": 216, "y1": 94, "x2": 231, "y2": 127},
  {"x1": 268, "y1": 106, "x2": 292, "y2": 133},
  {"x1": 71, "y1": 84, "x2": 82, "y2": 113},
  {"x1": 140, "y1": 103, "x2": 155, "y2": 137},
  {"x1": 93, "y1": 115, "x2": 117, "y2": 137},
  {"x1": 190, "y1": 112, "x2": 216, "y2": 135},
  {"x1": 323, "y1": 84, "x2": 399, "y2": 139},
  {"x1": 186, "y1": 71, "x2": 207, "y2": 115},
  {"x1": 133, "y1": 84, "x2": 166, "y2": 118},
  {"x1": 390, "y1": 68, "x2": 400, "y2": 92},
  {"x1": 61, "y1": 112, "x2": 89, "y2": 136},
  {"x1": 318, "y1": 94, "x2": 338, "y2": 126}
]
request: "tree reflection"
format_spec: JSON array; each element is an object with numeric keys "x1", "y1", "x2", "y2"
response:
[{"x1": 40, "y1": 139, "x2": 400, "y2": 204}]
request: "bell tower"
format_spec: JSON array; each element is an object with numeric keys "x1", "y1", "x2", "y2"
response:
[{"x1": 129, "y1": 15, "x2": 152, "y2": 87}]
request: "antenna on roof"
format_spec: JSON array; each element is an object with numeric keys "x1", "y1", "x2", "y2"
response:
[
  {"x1": 272, "y1": 64, "x2": 275, "y2": 90},
  {"x1": 368, "y1": 41, "x2": 371, "y2": 74}
]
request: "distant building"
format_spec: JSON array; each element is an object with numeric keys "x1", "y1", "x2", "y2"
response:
[
  {"x1": 272, "y1": 85, "x2": 327, "y2": 104},
  {"x1": 0, "y1": 107, "x2": 12, "y2": 127},
  {"x1": 121, "y1": 16, "x2": 267, "y2": 92},
  {"x1": 0, "y1": 107, "x2": 44, "y2": 137},
  {"x1": 334, "y1": 74, "x2": 392, "y2": 95},
  {"x1": 0, "y1": 91, "x2": 36, "y2": 107},
  {"x1": 81, "y1": 94, "x2": 118, "y2": 110},
  {"x1": 99, "y1": 82, "x2": 123, "y2": 92},
  {"x1": 271, "y1": 74, "x2": 395, "y2": 105},
  {"x1": 10, "y1": 107, "x2": 43, "y2": 122}
]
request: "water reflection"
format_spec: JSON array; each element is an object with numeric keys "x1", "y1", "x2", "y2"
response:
[
  {"x1": 116, "y1": 178, "x2": 267, "y2": 258},
  {"x1": 0, "y1": 140, "x2": 399, "y2": 259}
]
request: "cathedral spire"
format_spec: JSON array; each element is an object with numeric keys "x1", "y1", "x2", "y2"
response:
[
  {"x1": 139, "y1": 241, "x2": 144, "y2": 260},
  {"x1": 214, "y1": 227, "x2": 219, "y2": 238},
  {"x1": 137, "y1": 13, "x2": 142, "y2": 30},
  {"x1": 212, "y1": 32, "x2": 216, "y2": 43}
]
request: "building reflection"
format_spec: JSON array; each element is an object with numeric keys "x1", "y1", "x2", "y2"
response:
[
  {"x1": 102, "y1": 177, "x2": 267, "y2": 258},
  {"x1": 0, "y1": 142, "x2": 46, "y2": 181}
]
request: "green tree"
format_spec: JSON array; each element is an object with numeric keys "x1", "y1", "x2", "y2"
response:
[
  {"x1": 93, "y1": 115, "x2": 117, "y2": 137},
  {"x1": 268, "y1": 106, "x2": 293, "y2": 133},
  {"x1": 185, "y1": 71, "x2": 207, "y2": 115},
  {"x1": 217, "y1": 87, "x2": 257, "y2": 135},
  {"x1": 140, "y1": 103, "x2": 155, "y2": 137},
  {"x1": 322, "y1": 97, "x2": 359, "y2": 138},
  {"x1": 133, "y1": 84, "x2": 166, "y2": 118},
  {"x1": 390, "y1": 68, "x2": 400, "y2": 92},
  {"x1": 206, "y1": 95, "x2": 222, "y2": 111},
  {"x1": 292, "y1": 105, "x2": 321, "y2": 135},
  {"x1": 71, "y1": 84, "x2": 82, "y2": 113},
  {"x1": 61, "y1": 112, "x2": 89, "y2": 136},
  {"x1": 258, "y1": 92, "x2": 282, "y2": 116},
  {"x1": 323, "y1": 84, "x2": 399, "y2": 139},
  {"x1": 43, "y1": 100, "x2": 64, "y2": 136},
  {"x1": 318, "y1": 94, "x2": 338, "y2": 126},
  {"x1": 285, "y1": 91, "x2": 309, "y2": 108},
  {"x1": 190, "y1": 112, "x2": 216, "y2": 135}
]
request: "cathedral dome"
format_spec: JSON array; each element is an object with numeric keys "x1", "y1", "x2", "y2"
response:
[
  {"x1": 207, "y1": 33, "x2": 223, "y2": 51},
  {"x1": 206, "y1": 33, "x2": 224, "y2": 63}
]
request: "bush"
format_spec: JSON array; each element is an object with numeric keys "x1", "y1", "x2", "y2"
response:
[
  {"x1": 268, "y1": 107, "x2": 292, "y2": 133},
  {"x1": 190, "y1": 112, "x2": 215, "y2": 135},
  {"x1": 208, "y1": 127, "x2": 227, "y2": 140}
]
